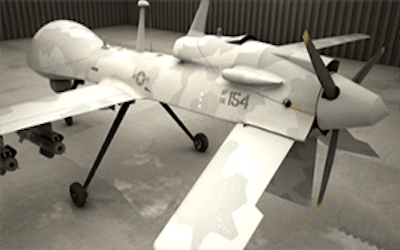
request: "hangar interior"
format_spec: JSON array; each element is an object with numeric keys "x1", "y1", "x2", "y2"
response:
[{"x1": 0, "y1": 0, "x2": 399, "y2": 250}]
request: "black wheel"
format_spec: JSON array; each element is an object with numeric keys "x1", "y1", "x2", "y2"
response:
[
  {"x1": 2, "y1": 157, "x2": 18, "y2": 171},
  {"x1": 0, "y1": 168, "x2": 6, "y2": 176},
  {"x1": 65, "y1": 117, "x2": 73, "y2": 126},
  {"x1": 193, "y1": 133, "x2": 208, "y2": 152},
  {"x1": 70, "y1": 182, "x2": 87, "y2": 208}
]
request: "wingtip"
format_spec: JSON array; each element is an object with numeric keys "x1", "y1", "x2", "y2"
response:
[{"x1": 303, "y1": 30, "x2": 310, "y2": 44}]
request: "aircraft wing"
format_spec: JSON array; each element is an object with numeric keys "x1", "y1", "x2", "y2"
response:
[
  {"x1": 272, "y1": 34, "x2": 370, "y2": 72},
  {"x1": 154, "y1": 124, "x2": 295, "y2": 250},
  {"x1": 0, "y1": 78, "x2": 144, "y2": 135},
  {"x1": 279, "y1": 33, "x2": 370, "y2": 51}
]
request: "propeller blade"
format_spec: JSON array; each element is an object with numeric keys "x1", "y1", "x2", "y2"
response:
[
  {"x1": 317, "y1": 129, "x2": 339, "y2": 205},
  {"x1": 352, "y1": 47, "x2": 385, "y2": 84},
  {"x1": 304, "y1": 31, "x2": 339, "y2": 100},
  {"x1": 319, "y1": 129, "x2": 379, "y2": 158}
]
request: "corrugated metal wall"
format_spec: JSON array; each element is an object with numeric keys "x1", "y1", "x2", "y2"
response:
[
  {"x1": 0, "y1": 0, "x2": 129, "y2": 40},
  {"x1": 144, "y1": 0, "x2": 399, "y2": 66},
  {"x1": 1, "y1": 0, "x2": 399, "y2": 66}
]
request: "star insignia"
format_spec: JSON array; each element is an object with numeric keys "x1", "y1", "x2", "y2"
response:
[{"x1": 133, "y1": 70, "x2": 149, "y2": 86}]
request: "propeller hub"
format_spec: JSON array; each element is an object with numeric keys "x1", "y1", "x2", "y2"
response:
[{"x1": 316, "y1": 74, "x2": 389, "y2": 130}]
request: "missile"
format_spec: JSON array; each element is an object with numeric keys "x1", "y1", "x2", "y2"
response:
[
  {"x1": 1, "y1": 156, "x2": 18, "y2": 171},
  {"x1": 17, "y1": 129, "x2": 65, "y2": 158}
]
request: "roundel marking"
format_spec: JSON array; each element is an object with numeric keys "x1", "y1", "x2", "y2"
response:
[{"x1": 136, "y1": 71, "x2": 147, "y2": 86}]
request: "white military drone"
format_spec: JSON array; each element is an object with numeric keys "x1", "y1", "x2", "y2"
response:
[{"x1": 0, "y1": 0, "x2": 388, "y2": 249}]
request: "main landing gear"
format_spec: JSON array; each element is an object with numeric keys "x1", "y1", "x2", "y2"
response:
[
  {"x1": 64, "y1": 117, "x2": 73, "y2": 126},
  {"x1": 69, "y1": 101, "x2": 208, "y2": 208},
  {"x1": 69, "y1": 101, "x2": 132, "y2": 207},
  {"x1": 160, "y1": 102, "x2": 208, "y2": 152}
]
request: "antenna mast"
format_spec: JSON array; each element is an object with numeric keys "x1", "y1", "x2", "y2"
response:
[{"x1": 136, "y1": 0, "x2": 149, "y2": 52}]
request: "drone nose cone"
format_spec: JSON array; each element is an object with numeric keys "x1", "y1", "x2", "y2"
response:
[
  {"x1": 316, "y1": 74, "x2": 390, "y2": 130},
  {"x1": 369, "y1": 96, "x2": 389, "y2": 125},
  {"x1": 27, "y1": 20, "x2": 102, "y2": 78}
]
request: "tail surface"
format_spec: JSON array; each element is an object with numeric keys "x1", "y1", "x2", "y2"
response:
[{"x1": 187, "y1": 0, "x2": 210, "y2": 36}]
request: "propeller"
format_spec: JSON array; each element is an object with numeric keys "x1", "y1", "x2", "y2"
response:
[
  {"x1": 318, "y1": 129, "x2": 379, "y2": 158},
  {"x1": 317, "y1": 129, "x2": 339, "y2": 204},
  {"x1": 353, "y1": 47, "x2": 385, "y2": 84},
  {"x1": 303, "y1": 31, "x2": 385, "y2": 207},
  {"x1": 305, "y1": 33, "x2": 339, "y2": 100}
]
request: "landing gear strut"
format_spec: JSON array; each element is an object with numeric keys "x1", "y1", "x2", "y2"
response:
[
  {"x1": 69, "y1": 101, "x2": 133, "y2": 207},
  {"x1": 64, "y1": 117, "x2": 73, "y2": 126},
  {"x1": 69, "y1": 101, "x2": 208, "y2": 208},
  {"x1": 160, "y1": 102, "x2": 208, "y2": 152}
]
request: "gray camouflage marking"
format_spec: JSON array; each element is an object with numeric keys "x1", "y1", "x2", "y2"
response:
[
  {"x1": 175, "y1": 141, "x2": 247, "y2": 249},
  {"x1": 266, "y1": 136, "x2": 317, "y2": 206},
  {"x1": 197, "y1": 36, "x2": 236, "y2": 56},
  {"x1": 28, "y1": 20, "x2": 103, "y2": 80},
  {"x1": 257, "y1": 50, "x2": 321, "y2": 115},
  {"x1": 26, "y1": 20, "x2": 316, "y2": 141},
  {"x1": 174, "y1": 36, "x2": 264, "y2": 71},
  {"x1": 165, "y1": 61, "x2": 195, "y2": 105},
  {"x1": 2, "y1": 2, "x2": 386, "y2": 249},
  {"x1": 174, "y1": 35, "x2": 319, "y2": 120}
]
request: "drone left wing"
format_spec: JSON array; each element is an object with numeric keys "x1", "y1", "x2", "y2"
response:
[
  {"x1": 154, "y1": 124, "x2": 294, "y2": 250},
  {"x1": 0, "y1": 79, "x2": 143, "y2": 135},
  {"x1": 272, "y1": 33, "x2": 370, "y2": 72},
  {"x1": 279, "y1": 33, "x2": 370, "y2": 51}
]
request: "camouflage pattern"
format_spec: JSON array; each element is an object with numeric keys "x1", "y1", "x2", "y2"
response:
[
  {"x1": 0, "y1": 78, "x2": 140, "y2": 136},
  {"x1": 24, "y1": 19, "x2": 388, "y2": 142},
  {"x1": 27, "y1": 20, "x2": 103, "y2": 80},
  {"x1": 26, "y1": 20, "x2": 320, "y2": 142},
  {"x1": 154, "y1": 124, "x2": 295, "y2": 249},
  {"x1": 266, "y1": 135, "x2": 317, "y2": 206},
  {"x1": 280, "y1": 33, "x2": 371, "y2": 51},
  {"x1": 0, "y1": 0, "x2": 390, "y2": 249}
]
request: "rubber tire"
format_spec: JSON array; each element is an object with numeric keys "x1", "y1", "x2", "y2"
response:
[
  {"x1": 193, "y1": 133, "x2": 208, "y2": 152},
  {"x1": 65, "y1": 117, "x2": 73, "y2": 126},
  {"x1": 2, "y1": 157, "x2": 18, "y2": 171},
  {"x1": 70, "y1": 182, "x2": 87, "y2": 208}
]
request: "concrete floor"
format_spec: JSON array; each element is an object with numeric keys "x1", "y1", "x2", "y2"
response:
[{"x1": 0, "y1": 26, "x2": 399, "y2": 250}]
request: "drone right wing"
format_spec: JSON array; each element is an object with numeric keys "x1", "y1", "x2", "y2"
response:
[{"x1": 154, "y1": 123, "x2": 295, "y2": 250}]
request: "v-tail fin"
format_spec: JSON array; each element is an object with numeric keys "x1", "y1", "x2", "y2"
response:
[{"x1": 187, "y1": 0, "x2": 210, "y2": 36}]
